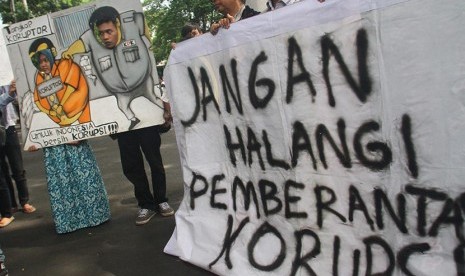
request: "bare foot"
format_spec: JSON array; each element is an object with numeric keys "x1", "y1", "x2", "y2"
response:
[
  {"x1": 0, "y1": 217, "x2": 15, "y2": 227},
  {"x1": 22, "y1": 203, "x2": 37, "y2": 214}
]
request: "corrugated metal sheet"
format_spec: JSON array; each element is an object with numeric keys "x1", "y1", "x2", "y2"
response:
[{"x1": 52, "y1": 7, "x2": 95, "y2": 49}]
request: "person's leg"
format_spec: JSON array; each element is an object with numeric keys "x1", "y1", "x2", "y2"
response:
[
  {"x1": 0, "y1": 149, "x2": 17, "y2": 209},
  {"x1": 0, "y1": 167, "x2": 14, "y2": 227},
  {"x1": 139, "y1": 126, "x2": 173, "y2": 216},
  {"x1": 142, "y1": 76, "x2": 163, "y2": 108},
  {"x1": 114, "y1": 93, "x2": 140, "y2": 130},
  {"x1": 139, "y1": 126, "x2": 167, "y2": 205},
  {"x1": 114, "y1": 94, "x2": 136, "y2": 121},
  {"x1": 117, "y1": 130, "x2": 155, "y2": 210},
  {"x1": 4, "y1": 126, "x2": 30, "y2": 208}
]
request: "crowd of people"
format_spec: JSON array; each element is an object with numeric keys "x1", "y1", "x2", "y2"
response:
[{"x1": 0, "y1": 0, "x2": 325, "y2": 274}]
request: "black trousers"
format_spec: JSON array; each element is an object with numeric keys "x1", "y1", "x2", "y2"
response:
[
  {"x1": 0, "y1": 163, "x2": 12, "y2": 218},
  {"x1": 0, "y1": 126, "x2": 29, "y2": 207},
  {"x1": 117, "y1": 126, "x2": 167, "y2": 210}
]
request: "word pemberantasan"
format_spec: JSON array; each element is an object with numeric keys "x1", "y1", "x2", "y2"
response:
[{"x1": 191, "y1": 172, "x2": 464, "y2": 275}]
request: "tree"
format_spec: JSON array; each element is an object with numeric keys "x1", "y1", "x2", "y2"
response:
[
  {"x1": 0, "y1": 0, "x2": 90, "y2": 24},
  {"x1": 142, "y1": 0, "x2": 220, "y2": 64}
]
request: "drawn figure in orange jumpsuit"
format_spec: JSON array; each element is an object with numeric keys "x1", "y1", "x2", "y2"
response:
[{"x1": 29, "y1": 37, "x2": 90, "y2": 127}]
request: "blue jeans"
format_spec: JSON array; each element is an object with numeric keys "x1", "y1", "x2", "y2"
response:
[{"x1": 0, "y1": 126, "x2": 29, "y2": 207}]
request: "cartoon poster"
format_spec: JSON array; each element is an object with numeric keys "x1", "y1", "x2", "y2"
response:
[
  {"x1": 164, "y1": 0, "x2": 465, "y2": 275},
  {"x1": 2, "y1": 0, "x2": 166, "y2": 150}
]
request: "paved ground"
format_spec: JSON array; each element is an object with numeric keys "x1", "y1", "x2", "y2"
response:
[{"x1": 1, "y1": 129, "x2": 215, "y2": 276}]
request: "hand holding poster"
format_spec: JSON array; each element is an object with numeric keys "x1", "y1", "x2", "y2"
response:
[{"x1": 164, "y1": 0, "x2": 465, "y2": 275}]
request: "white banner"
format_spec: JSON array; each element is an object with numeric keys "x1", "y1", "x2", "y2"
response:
[{"x1": 164, "y1": 0, "x2": 465, "y2": 275}]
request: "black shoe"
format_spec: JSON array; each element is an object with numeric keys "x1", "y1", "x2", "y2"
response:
[
  {"x1": 0, "y1": 262, "x2": 9, "y2": 276},
  {"x1": 128, "y1": 118, "x2": 140, "y2": 130},
  {"x1": 135, "y1": 208, "x2": 156, "y2": 225}
]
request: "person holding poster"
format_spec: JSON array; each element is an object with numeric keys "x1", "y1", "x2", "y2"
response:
[
  {"x1": 28, "y1": 38, "x2": 111, "y2": 234},
  {"x1": 63, "y1": 5, "x2": 174, "y2": 225},
  {"x1": 210, "y1": 0, "x2": 260, "y2": 35}
]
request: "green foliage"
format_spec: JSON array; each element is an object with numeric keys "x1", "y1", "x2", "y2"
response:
[
  {"x1": 142, "y1": 0, "x2": 221, "y2": 64},
  {"x1": 0, "y1": 0, "x2": 91, "y2": 24}
]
